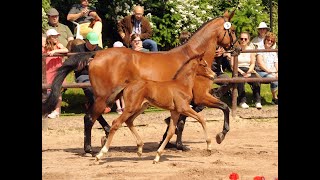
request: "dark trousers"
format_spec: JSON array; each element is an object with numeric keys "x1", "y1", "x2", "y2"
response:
[{"x1": 237, "y1": 67, "x2": 261, "y2": 104}]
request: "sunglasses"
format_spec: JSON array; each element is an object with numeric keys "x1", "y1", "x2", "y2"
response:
[
  {"x1": 266, "y1": 39, "x2": 274, "y2": 43},
  {"x1": 240, "y1": 38, "x2": 248, "y2": 41}
]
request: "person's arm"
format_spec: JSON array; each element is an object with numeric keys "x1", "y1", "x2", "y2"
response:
[
  {"x1": 88, "y1": 11, "x2": 102, "y2": 22},
  {"x1": 65, "y1": 25, "x2": 74, "y2": 42},
  {"x1": 117, "y1": 17, "x2": 127, "y2": 39},
  {"x1": 67, "y1": 5, "x2": 88, "y2": 22},
  {"x1": 230, "y1": 56, "x2": 245, "y2": 75},
  {"x1": 47, "y1": 43, "x2": 68, "y2": 56},
  {"x1": 140, "y1": 17, "x2": 152, "y2": 40},
  {"x1": 256, "y1": 54, "x2": 272, "y2": 73},
  {"x1": 247, "y1": 53, "x2": 256, "y2": 74}
]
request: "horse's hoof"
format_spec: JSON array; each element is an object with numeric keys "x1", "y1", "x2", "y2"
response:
[
  {"x1": 216, "y1": 133, "x2": 225, "y2": 144},
  {"x1": 84, "y1": 145, "x2": 93, "y2": 154},
  {"x1": 101, "y1": 136, "x2": 107, "y2": 147},
  {"x1": 153, "y1": 160, "x2": 159, "y2": 164},
  {"x1": 137, "y1": 151, "x2": 142, "y2": 157},
  {"x1": 159, "y1": 141, "x2": 176, "y2": 149},
  {"x1": 176, "y1": 144, "x2": 191, "y2": 151},
  {"x1": 83, "y1": 153, "x2": 93, "y2": 157}
]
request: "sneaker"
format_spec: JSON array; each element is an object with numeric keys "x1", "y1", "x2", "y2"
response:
[
  {"x1": 48, "y1": 110, "x2": 59, "y2": 119},
  {"x1": 255, "y1": 102, "x2": 262, "y2": 109},
  {"x1": 272, "y1": 98, "x2": 278, "y2": 105},
  {"x1": 104, "y1": 107, "x2": 111, "y2": 114},
  {"x1": 116, "y1": 109, "x2": 123, "y2": 115},
  {"x1": 239, "y1": 102, "x2": 249, "y2": 109}
]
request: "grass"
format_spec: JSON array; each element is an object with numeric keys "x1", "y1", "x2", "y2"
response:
[{"x1": 60, "y1": 70, "x2": 277, "y2": 115}]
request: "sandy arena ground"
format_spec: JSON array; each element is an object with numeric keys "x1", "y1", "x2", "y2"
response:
[{"x1": 42, "y1": 105, "x2": 278, "y2": 180}]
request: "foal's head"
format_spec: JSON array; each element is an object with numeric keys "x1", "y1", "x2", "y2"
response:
[{"x1": 196, "y1": 57, "x2": 216, "y2": 81}]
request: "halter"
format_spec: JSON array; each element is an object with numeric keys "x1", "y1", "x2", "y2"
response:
[{"x1": 218, "y1": 17, "x2": 238, "y2": 52}]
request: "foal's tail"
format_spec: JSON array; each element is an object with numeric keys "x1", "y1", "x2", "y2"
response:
[
  {"x1": 42, "y1": 52, "x2": 96, "y2": 116},
  {"x1": 106, "y1": 86, "x2": 126, "y2": 107}
]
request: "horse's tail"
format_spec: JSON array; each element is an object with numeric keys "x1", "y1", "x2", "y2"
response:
[
  {"x1": 106, "y1": 86, "x2": 126, "y2": 107},
  {"x1": 42, "y1": 52, "x2": 96, "y2": 116}
]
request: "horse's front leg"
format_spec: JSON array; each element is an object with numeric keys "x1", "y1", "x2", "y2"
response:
[
  {"x1": 194, "y1": 92, "x2": 230, "y2": 144},
  {"x1": 154, "y1": 111, "x2": 180, "y2": 164}
]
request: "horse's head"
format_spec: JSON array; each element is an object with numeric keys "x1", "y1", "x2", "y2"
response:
[
  {"x1": 216, "y1": 10, "x2": 240, "y2": 54},
  {"x1": 196, "y1": 54, "x2": 216, "y2": 81}
]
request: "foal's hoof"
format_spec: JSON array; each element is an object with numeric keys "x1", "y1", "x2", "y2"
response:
[
  {"x1": 101, "y1": 136, "x2": 107, "y2": 147},
  {"x1": 216, "y1": 133, "x2": 225, "y2": 144}
]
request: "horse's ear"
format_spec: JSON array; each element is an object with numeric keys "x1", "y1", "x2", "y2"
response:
[
  {"x1": 229, "y1": 9, "x2": 236, "y2": 21},
  {"x1": 223, "y1": 10, "x2": 229, "y2": 17}
]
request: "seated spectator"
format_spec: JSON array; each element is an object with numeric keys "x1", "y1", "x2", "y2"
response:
[
  {"x1": 42, "y1": 29, "x2": 69, "y2": 118},
  {"x1": 42, "y1": 8, "x2": 74, "y2": 48},
  {"x1": 250, "y1": 22, "x2": 277, "y2": 49},
  {"x1": 130, "y1": 34, "x2": 149, "y2": 52},
  {"x1": 255, "y1": 32, "x2": 278, "y2": 105},
  {"x1": 70, "y1": 31, "x2": 111, "y2": 114},
  {"x1": 117, "y1": 5, "x2": 158, "y2": 51},
  {"x1": 230, "y1": 32, "x2": 262, "y2": 109},
  {"x1": 67, "y1": 0, "x2": 103, "y2": 48},
  {"x1": 112, "y1": 41, "x2": 126, "y2": 114}
]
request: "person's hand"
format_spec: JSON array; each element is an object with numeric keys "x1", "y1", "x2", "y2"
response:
[
  {"x1": 81, "y1": 8, "x2": 89, "y2": 17},
  {"x1": 120, "y1": 32, "x2": 125, "y2": 39},
  {"x1": 215, "y1": 46, "x2": 224, "y2": 57},
  {"x1": 47, "y1": 50, "x2": 56, "y2": 56},
  {"x1": 243, "y1": 73, "x2": 251, "y2": 78}
]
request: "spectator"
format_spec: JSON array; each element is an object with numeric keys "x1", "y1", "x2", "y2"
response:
[
  {"x1": 42, "y1": 29, "x2": 69, "y2": 118},
  {"x1": 250, "y1": 22, "x2": 277, "y2": 49},
  {"x1": 179, "y1": 31, "x2": 191, "y2": 45},
  {"x1": 255, "y1": 32, "x2": 278, "y2": 105},
  {"x1": 210, "y1": 45, "x2": 232, "y2": 99},
  {"x1": 42, "y1": 8, "x2": 74, "y2": 48},
  {"x1": 67, "y1": 0, "x2": 103, "y2": 48},
  {"x1": 230, "y1": 32, "x2": 262, "y2": 109},
  {"x1": 130, "y1": 34, "x2": 149, "y2": 52},
  {"x1": 117, "y1": 5, "x2": 158, "y2": 51},
  {"x1": 70, "y1": 31, "x2": 111, "y2": 114},
  {"x1": 112, "y1": 41, "x2": 126, "y2": 114}
]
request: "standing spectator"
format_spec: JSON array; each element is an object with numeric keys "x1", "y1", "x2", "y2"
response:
[
  {"x1": 42, "y1": 8, "x2": 74, "y2": 48},
  {"x1": 250, "y1": 22, "x2": 277, "y2": 49},
  {"x1": 117, "y1": 5, "x2": 158, "y2": 51},
  {"x1": 130, "y1": 34, "x2": 149, "y2": 52},
  {"x1": 67, "y1": 0, "x2": 103, "y2": 48},
  {"x1": 230, "y1": 32, "x2": 262, "y2": 109},
  {"x1": 112, "y1": 41, "x2": 126, "y2": 114},
  {"x1": 255, "y1": 32, "x2": 278, "y2": 105},
  {"x1": 42, "y1": 29, "x2": 69, "y2": 118},
  {"x1": 70, "y1": 31, "x2": 111, "y2": 114}
]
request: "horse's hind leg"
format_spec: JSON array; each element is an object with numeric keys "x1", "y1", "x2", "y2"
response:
[
  {"x1": 125, "y1": 104, "x2": 149, "y2": 157},
  {"x1": 154, "y1": 111, "x2": 180, "y2": 164}
]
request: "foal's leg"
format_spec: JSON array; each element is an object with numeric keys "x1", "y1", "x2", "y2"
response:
[
  {"x1": 95, "y1": 113, "x2": 129, "y2": 162},
  {"x1": 125, "y1": 103, "x2": 149, "y2": 157},
  {"x1": 154, "y1": 111, "x2": 180, "y2": 164},
  {"x1": 181, "y1": 106, "x2": 212, "y2": 151}
]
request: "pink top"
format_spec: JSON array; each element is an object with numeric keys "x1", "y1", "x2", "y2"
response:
[{"x1": 42, "y1": 46, "x2": 65, "y2": 84}]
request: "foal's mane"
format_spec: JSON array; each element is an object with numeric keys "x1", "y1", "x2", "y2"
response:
[{"x1": 172, "y1": 54, "x2": 202, "y2": 80}]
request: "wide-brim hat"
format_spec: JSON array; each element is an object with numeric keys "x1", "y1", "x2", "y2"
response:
[
  {"x1": 46, "y1": 8, "x2": 59, "y2": 16},
  {"x1": 257, "y1": 22, "x2": 270, "y2": 30}
]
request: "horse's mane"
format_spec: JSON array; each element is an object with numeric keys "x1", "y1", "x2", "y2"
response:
[{"x1": 178, "y1": 16, "x2": 222, "y2": 47}]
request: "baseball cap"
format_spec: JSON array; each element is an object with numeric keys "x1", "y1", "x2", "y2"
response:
[
  {"x1": 46, "y1": 8, "x2": 59, "y2": 16},
  {"x1": 86, "y1": 31, "x2": 99, "y2": 45},
  {"x1": 113, "y1": 41, "x2": 124, "y2": 47},
  {"x1": 46, "y1": 29, "x2": 60, "y2": 37}
]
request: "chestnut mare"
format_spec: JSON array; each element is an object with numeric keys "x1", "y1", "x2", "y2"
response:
[
  {"x1": 95, "y1": 53, "x2": 215, "y2": 164},
  {"x1": 42, "y1": 10, "x2": 239, "y2": 154}
]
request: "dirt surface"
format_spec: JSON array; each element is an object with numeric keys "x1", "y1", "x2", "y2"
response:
[{"x1": 42, "y1": 105, "x2": 278, "y2": 180}]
